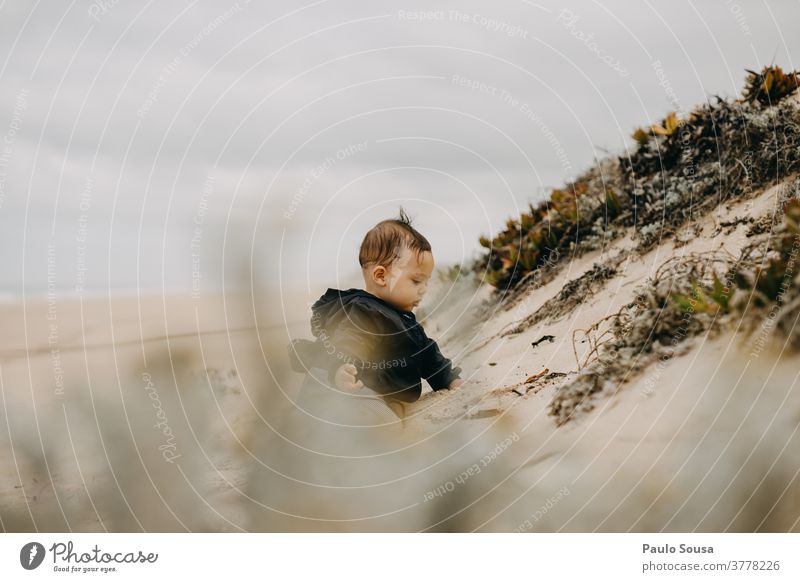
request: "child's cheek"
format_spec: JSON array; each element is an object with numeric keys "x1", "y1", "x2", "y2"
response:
[{"x1": 386, "y1": 273, "x2": 403, "y2": 292}]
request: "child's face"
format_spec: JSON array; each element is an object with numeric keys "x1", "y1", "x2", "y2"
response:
[{"x1": 381, "y1": 246, "x2": 434, "y2": 313}]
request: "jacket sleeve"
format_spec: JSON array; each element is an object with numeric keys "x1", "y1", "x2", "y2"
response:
[
  {"x1": 417, "y1": 333, "x2": 462, "y2": 391},
  {"x1": 324, "y1": 301, "x2": 384, "y2": 384}
]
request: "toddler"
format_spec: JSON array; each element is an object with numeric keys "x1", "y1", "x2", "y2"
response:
[{"x1": 288, "y1": 208, "x2": 463, "y2": 421}]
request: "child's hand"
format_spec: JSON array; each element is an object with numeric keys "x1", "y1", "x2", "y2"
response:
[
  {"x1": 334, "y1": 363, "x2": 364, "y2": 393},
  {"x1": 448, "y1": 378, "x2": 464, "y2": 390}
]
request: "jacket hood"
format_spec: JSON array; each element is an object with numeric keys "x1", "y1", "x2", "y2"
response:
[{"x1": 310, "y1": 288, "x2": 400, "y2": 337}]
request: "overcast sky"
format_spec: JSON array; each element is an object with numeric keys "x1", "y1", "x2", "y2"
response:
[{"x1": 1, "y1": 0, "x2": 798, "y2": 298}]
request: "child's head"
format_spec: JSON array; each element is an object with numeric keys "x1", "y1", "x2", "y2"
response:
[{"x1": 359, "y1": 207, "x2": 434, "y2": 313}]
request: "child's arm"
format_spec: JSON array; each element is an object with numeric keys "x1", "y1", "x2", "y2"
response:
[{"x1": 417, "y1": 333, "x2": 462, "y2": 391}]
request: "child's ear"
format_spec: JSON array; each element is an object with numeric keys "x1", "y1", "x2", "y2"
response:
[{"x1": 371, "y1": 265, "x2": 387, "y2": 287}]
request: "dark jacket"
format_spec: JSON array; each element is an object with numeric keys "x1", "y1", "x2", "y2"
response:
[{"x1": 287, "y1": 288, "x2": 461, "y2": 403}]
